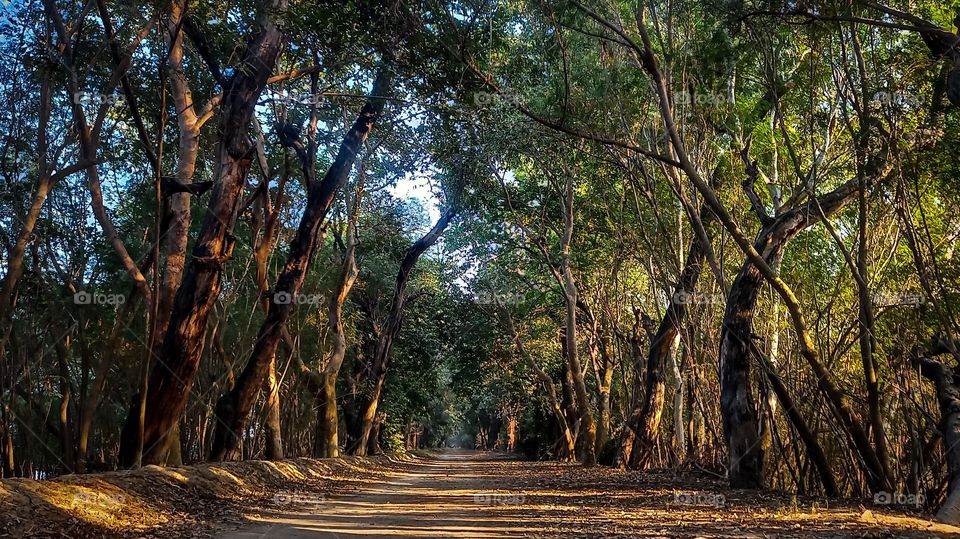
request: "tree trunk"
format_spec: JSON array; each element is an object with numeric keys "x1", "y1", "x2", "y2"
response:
[
  {"x1": 263, "y1": 356, "x2": 283, "y2": 460},
  {"x1": 55, "y1": 335, "x2": 75, "y2": 472},
  {"x1": 557, "y1": 173, "x2": 596, "y2": 466},
  {"x1": 150, "y1": 0, "x2": 203, "y2": 467},
  {"x1": 912, "y1": 338, "x2": 960, "y2": 523},
  {"x1": 670, "y1": 339, "x2": 686, "y2": 463},
  {"x1": 350, "y1": 208, "x2": 457, "y2": 455},
  {"x1": 122, "y1": 3, "x2": 287, "y2": 466},
  {"x1": 617, "y1": 206, "x2": 711, "y2": 469},
  {"x1": 506, "y1": 414, "x2": 517, "y2": 452},
  {"x1": 314, "y1": 373, "x2": 340, "y2": 457},
  {"x1": 154, "y1": 0, "x2": 200, "y2": 347},
  {"x1": 210, "y1": 70, "x2": 392, "y2": 461},
  {"x1": 720, "y1": 176, "x2": 889, "y2": 489},
  {"x1": 315, "y1": 210, "x2": 360, "y2": 457},
  {"x1": 719, "y1": 239, "x2": 771, "y2": 488}
]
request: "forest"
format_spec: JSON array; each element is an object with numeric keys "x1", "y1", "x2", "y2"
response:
[{"x1": 0, "y1": 0, "x2": 959, "y2": 536}]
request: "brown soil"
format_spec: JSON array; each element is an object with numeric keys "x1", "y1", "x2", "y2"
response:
[{"x1": 1, "y1": 450, "x2": 957, "y2": 538}]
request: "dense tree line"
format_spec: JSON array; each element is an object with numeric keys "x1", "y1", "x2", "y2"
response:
[{"x1": 2, "y1": 0, "x2": 960, "y2": 523}]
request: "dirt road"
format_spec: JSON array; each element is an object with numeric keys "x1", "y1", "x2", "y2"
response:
[
  {"x1": 218, "y1": 450, "x2": 958, "y2": 538},
  {"x1": 221, "y1": 451, "x2": 536, "y2": 538}
]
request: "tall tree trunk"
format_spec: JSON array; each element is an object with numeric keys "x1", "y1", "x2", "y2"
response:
[
  {"x1": 147, "y1": 0, "x2": 203, "y2": 465},
  {"x1": 315, "y1": 205, "x2": 360, "y2": 458},
  {"x1": 616, "y1": 207, "x2": 711, "y2": 469},
  {"x1": 245, "y1": 118, "x2": 293, "y2": 461},
  {"x1": 720, "y1": 173, "x2": 889, "y2": 489},
  {"x1": 670, "y1": 339, "x2": 685, "y2": 463},
  {"x1": 582, "y1": 303, "x2": 614, "y2": 452},
  {"x1": 350, "y1": 208, "x2": 457, "y2": 455},
  {"x1": 210, "y1": 70, "x2": 391, "y2": 461},
  {"x1": 506, "y1": 414, "x2": 517, "y2": 452},
  {"x1": 557, "y1": 173, "x2": 596, "y2": 466},
  {"x1": 121, "y1": 2, "x2": 287, "y2": 466},
  {"x1": 0, "y1": 419, "x2": 13, "y2": 478}
]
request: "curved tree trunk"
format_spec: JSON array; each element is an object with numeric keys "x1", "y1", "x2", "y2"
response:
[
  {"x1": 350, "y1": 208, "x2": 457, "y2": 455},
  {"x1": 616, "y1": 206, "x2": 712, "y2": 469},
  {"x1": 315, "y1": 202, "x2": 360, "y2": 458},
  {"x1": 719, "y1": 172, "x2": 889, "y2": 489},
  {"x1": 210, "y1": 69, "x2": 391, "y2": 461}
]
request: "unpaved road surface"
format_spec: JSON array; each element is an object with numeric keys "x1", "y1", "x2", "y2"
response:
[
  {"x1": 221, "y1": 451, "x2": 535, "y2": 538},
  {"x1": 219, "y1": 450, "x2": 958, "y2": 538}
]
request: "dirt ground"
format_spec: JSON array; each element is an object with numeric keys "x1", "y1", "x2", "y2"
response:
[
  {"x1": 2, "y1": 450, "x2": 958, "y2": 538},
  {"x1": 221, "y1": 451, "x2": 959, "y2": 538}
]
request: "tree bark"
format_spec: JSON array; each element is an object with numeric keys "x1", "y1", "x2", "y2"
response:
[
  {"x1": 913, "y1": 338, "x2": 960, "y2": 524},
  {"x1": 210, "y1": 69, "x2": 391, "y2": 461},
  {"x1": 349, "y1": 208, "x2": 457, "y2": 455},
  {"x1": 121, "y1": 1, "x2": 287, "y2": 466},
  {"x1": 263, "y1": 356, "x2": 284, "y2": 460}
]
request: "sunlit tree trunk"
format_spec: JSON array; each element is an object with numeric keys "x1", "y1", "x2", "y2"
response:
[{"x1": 122, "y1": 2, "x2": 287, "y2": 466}]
